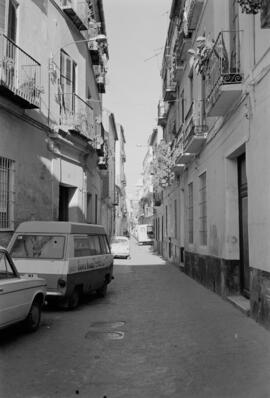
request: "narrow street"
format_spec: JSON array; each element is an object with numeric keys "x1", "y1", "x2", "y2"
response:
[{"x1": 1, "y1": 238, "x2": 270, "y2": 398}]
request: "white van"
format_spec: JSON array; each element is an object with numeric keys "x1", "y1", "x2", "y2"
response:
[
  {"x1": 136, "y1": 224, "x2": 154, "y2": 245},
  {"x1": 8, "y1": 221, "x2": 114, "y2": 309}
]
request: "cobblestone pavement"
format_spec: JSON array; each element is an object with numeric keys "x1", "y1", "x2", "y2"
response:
[{"x1": 1, "y1": 238, "x2": 270, "y2": 398}]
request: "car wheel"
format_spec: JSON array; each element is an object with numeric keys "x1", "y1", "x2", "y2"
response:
[
  {"x1": 68, "y1": 288, "x2": 80, "y2": 310},
  {"x1": 25, "y1": 299, "x2": 42, "y2": 332},
  {"x1": 96, "y1": 284, "x2": 107, "y2": 298}
]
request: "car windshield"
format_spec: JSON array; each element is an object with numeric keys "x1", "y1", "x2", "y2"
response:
[
  {"x1": 111, "y1": 237, "x2": 128, "y2": 245},
  {"x1": 10, "y1": 235, "x2": 65, "y2": 259}
]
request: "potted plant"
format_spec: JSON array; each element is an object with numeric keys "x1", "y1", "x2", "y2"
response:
[
  {"x1": 237, "y1": 0, "x2": 262, "y2": 14},
  {"x1": 188, "y1": 36, "x2": 214, "y2": 74}
]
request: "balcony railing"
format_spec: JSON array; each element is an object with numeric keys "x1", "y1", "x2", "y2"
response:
[
  {"x1": 163, "y1": 79, "x2": 176, "y2": 102},
  {"x1": 59, "y1": 93, "x2": 96, "y2": 141},
  {"x1": 157, "y1": 100, "x2": 168, "y2": 127},
  {"x1": 97, "y1": 156, "x2": 108, "y2": 170},
  {"x1": 61, "y1": 0, "x2": 88, "y2": 31},
  {"x1": 183, "y1": 101, "x2": 208, "y2": 153},
  {"x1": 205, "y1": 31, "x2": 243, "y2": 116},
  {"x1": 173, "y1": 30, "x2": 192, "y2": 82},
  {"x1": 88, "y1": 40, "x2": 101, "y2": 65},
  {"x1": 153, "y1": 191, "x2": 163, "y2": 206},
  {"x1": 96, "y1": 75, "x2": 105, "y2": 93},
  {"x1": 0, "y1": 34, "x2": 41, "y2": 108},
  {"x1": 175, "y1": 136, "x2": 194, "y2": 164}
]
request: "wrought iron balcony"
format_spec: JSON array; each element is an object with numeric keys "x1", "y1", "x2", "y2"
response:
[
  {"x1": 163, "y1": 79, "x2": 176, "y2": 102},
  {"x1": 183, "y1": 0, "x2": 204, "y2": 34},
  {"x1": 153, "y1": 191, "x2": 162, "y2": 206},
  {"x1": 121, "y1": 175, "x2": 127, "y2": 186},
  {"x1": 61, "y1": 0, "x2": 88, "y2": 31},
  {"x1": 173, "y1": 31, "x2": 192, "y2": 82},
  {"x1": 88, "y1": 40, "x2": 101, "y2": 65},
  {"x1": 97, "y1": 156, "x2": 108, "y2": 170},
  {"x1": 157, "y1": 100, "x2": 168, "y2": 127},
  {"x1": 183, "y1": 100, "x2": 208, "y2": 153},
  {"x1": 205, "y1": 31, "x2": 243, "y2": 116},
  {"x1": 171, "y1": 137, "x2": 185, "y2": 175},
  {"x1": 0, "y1": 34, "x2": 41, "y2": 108},
  {"x1": 58, "y1": 93, "x2": 96, "y2": 141},
  {"x1": 175, "y1": 137, "x2": 194, "y2": 164},
  {"x1": 96, "y1": 75, "x2": 105, "y2": 93}
]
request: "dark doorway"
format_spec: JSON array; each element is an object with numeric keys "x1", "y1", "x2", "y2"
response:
[
  {"x1": 59, "y1": 185, "x2": 70, "y2": 221},
  {"x1": 238, "y1": 153, "x2": 250, "y2": 297}
]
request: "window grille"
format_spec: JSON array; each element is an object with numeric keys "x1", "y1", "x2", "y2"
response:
[
  {"x1": 0, "y1": 157, "x2": 14, "y2": 230},
  {"x1": 199, "y1": 172, "x2": 207, "y2": 245}
]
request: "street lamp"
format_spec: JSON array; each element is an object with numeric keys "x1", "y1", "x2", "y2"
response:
[{"x1": 49, "y1": 34, "x2": 107, "y2": 65}]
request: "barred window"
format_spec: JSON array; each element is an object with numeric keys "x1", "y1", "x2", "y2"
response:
[
  {"x1": 199, "y1": 172, "x2": 207, "y2": 245},
  {"x1": 188, "y1": 182, "x2": 193, "y2": 244},
  {"x1": 0, "y1": 157, "x2": 14, "y2": 230}
]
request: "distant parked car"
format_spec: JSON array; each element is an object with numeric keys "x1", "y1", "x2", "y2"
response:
[
  {"x1": 110, "y1": 236, "x2": 130, "y2": 259},
  {"x1": 0, "y1": 246, "x2": 46, "y2": 332}
]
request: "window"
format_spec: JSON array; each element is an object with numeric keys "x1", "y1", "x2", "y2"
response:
[
  {"x1": 60, "y1": 50, "x2": 77, "y2": 114},
  {"x1": 7, "y1": 0, "x2": 17, "y2": 42},
  {"x1": 0, "y1": 157, "x2": 14, "y2": 230},
  {"x1": 230, "y1": 0, "x2": 240, "y2": 72},
  {"x1": 87, "y1": 193, "x2": 92, "y2": 223},
  {"x1": 199, "y1": 172, "x2": 207, "y2": 245},
  {"x1": 11, "y1": 235, "x2": 65, "y2": 259},
  {"x1": 99, "y1": 235, "x2": 110, "y2": 254},
  {"x1": 0, "y1": 252, "x2": 16, "y2": 279},
  {"x1": 74, "y1": 235, "x2": 101, "y2": 257},
  {"x1": 89, "y1": 235, "x2": 101, "y2": 255},
  {"x1": 188, "y1": 183, "x2": 194, "y2": 244}
]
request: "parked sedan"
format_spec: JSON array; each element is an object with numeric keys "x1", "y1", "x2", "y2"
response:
[
  {"x1": 110, "y1": 236, "x2": 130, "y2": 259},
  {"x1": 0, "y1": 246, "x2": 46, "y2": 332}
]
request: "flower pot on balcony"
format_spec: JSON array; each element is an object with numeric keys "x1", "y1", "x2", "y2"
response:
[{"x1": 237, "y1": 0, "x2": 262, "y2": 14}]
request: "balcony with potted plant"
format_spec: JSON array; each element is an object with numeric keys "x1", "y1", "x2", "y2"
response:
[
  {"x1": 157, "y1": 100, "x2": 168, "y2": 127},
  {"x1": 56, "y1": 92, "x2": 96, "y2": 143},
  {"x1": 0, "y1": 34, "x2": 41, "y2": 109},
  {"x1": 96, "y1": 74, "x2": 105, "y2": 93},
  {"x1": 183, "y1": 100, "x2": 208, "y2": 154},
  {"x1": 163, "y1": 69, "x2": 177, "y2": 103},
  {"x1": 204, "y1": 31, "x2": 243, "y2": 117}
]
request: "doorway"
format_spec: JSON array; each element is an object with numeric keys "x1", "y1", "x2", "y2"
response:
[
  {"x1": 59, "y1": 184, "x2": 75, "y2": 221},
  {"x1": 238, "y1": 153, "x2": 250, "y2": 297}
]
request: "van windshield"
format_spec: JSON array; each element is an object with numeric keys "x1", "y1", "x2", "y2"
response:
[{"x1": 10, "y1": 235, "x2": 65, "y2": 259}]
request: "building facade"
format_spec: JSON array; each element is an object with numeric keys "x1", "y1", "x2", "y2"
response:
[
  {"x1": 154, "y1": 0, "x2": 270, "y2": 329},
  {"x1": 0, "y1": 0, "x2": 113, "y2": 246},
  {"x1": 101, "y1": 110, "x2": 118, "y2": 238},
  {"x1": 115, "y1": 124, "x2": 128, "y2": 236}
]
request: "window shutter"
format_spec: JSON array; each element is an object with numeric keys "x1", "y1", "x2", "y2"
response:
[
  {"x1": 0, "y1": 0, "x2": 5, "y2": 35},
  {"x1": 261, "y1": 0, "x2": 270, "y2": 28},
  {"x1": 7, "y1": 1, "x2": 17, "y2": 41}
]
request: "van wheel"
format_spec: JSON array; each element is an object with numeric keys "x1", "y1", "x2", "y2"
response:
[
  {"x1": 25, "y1": 299, "x2": 42, "y2": 332},
  {"x1": 68, "y1": 288, "x2": 80, "y2": 309},
  {"x1": 96, "y1": 284, "x2": 107, "y2": 298}
]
